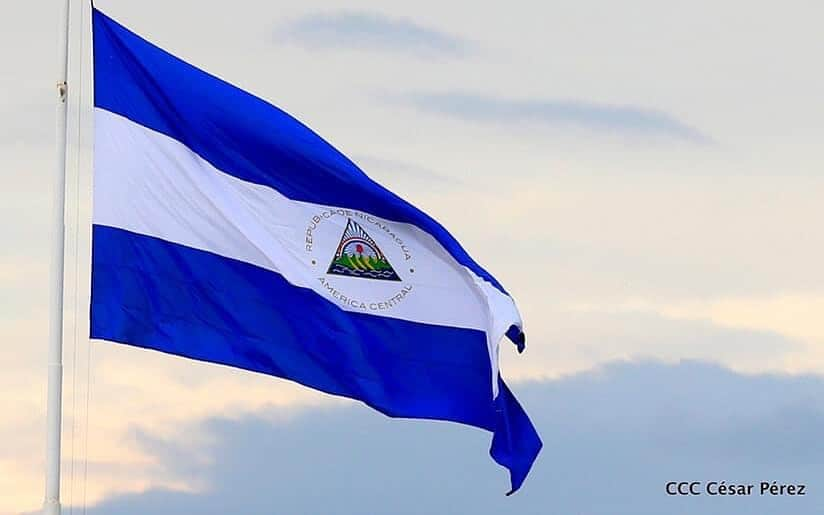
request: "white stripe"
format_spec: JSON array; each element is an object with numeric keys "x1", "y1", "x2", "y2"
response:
[{"x1": 94, "y1": 108, "x2": 521, "y2": 392}]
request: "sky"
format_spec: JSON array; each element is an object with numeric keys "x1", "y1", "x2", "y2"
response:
[{"x1": 1, "y1": 0, "x2": 823, "y2": 513}]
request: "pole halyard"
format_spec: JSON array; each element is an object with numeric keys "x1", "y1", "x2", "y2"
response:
[{"x1": 44, "y1": 0, "x2": 72, "y2": 513}]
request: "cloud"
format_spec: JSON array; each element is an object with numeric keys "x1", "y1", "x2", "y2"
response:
[
  {"x1": 397, "y1": 92, "x2": 711, "y2": 143},
  {"x1": 276, "y1": 11, "x2": 473, "y2": 57},
  {"x1": 352, "y1": 155, "x2": 466, "y2": 192},
  {"x1": 508, "y1": 308, "x2": 802, "y2": 379},
  {"x1": 83, "y1": 361, "x2": 824, "y2": 515},
  {"x1": 570, "y1": 295, "x2": 824, "y2": 374}
]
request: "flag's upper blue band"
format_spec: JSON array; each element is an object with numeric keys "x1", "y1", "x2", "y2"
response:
[{"x1": 92, "y1": 9, "x2": 507, "y2": 296}]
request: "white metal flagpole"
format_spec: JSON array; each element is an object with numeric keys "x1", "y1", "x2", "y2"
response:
[{"x1": 44, "y1": 0, "x2": 72, "y2": 513}]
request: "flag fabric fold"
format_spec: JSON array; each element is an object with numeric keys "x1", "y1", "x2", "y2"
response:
[{"x1": 91, "y1": 8, "x2": 541, "y2": 492}]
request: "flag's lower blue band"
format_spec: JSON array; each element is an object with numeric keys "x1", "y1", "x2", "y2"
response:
[{"x1": 91, "y1": 224, "x2": 539, "y2": 493}]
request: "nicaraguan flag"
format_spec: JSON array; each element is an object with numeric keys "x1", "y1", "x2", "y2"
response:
[{"x1": 91, "y1": 8, "x2": 541, "y2": 493}]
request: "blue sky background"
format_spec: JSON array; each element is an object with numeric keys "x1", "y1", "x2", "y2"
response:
[{"x1": 2, "y1": 0, "x2": 823, "y2": 513}]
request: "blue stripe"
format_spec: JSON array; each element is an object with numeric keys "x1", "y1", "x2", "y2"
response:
[
  {"x1": 90, "y1": 225, "x2": 540, "y2": 491},
  {"x1": 92, "y1": 8, "x2": 507, "y2": 296}
]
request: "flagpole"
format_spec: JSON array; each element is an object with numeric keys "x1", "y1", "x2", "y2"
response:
[{"x1": 44, "y1": 0, "x2": 72, "y2": 513}]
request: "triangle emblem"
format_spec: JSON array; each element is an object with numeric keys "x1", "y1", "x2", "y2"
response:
[{"x1": 327, "y1": 218, "x2": 402, "y2": 281}]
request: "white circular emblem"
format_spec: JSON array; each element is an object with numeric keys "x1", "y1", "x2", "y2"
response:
[{"x1": 304, "y1": 208, "x2": 416, "y2": 313}]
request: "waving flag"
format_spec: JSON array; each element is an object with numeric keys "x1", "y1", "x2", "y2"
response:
[{"x1": 91, "y1": 8, "x2": 541, "y2": 493}]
